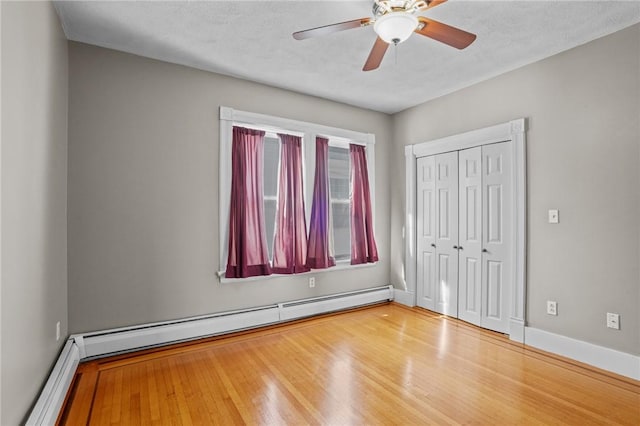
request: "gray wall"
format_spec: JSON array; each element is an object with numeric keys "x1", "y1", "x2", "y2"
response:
[
  {"x1": 2, "y1": 6, "x2": 636, "y2": 423},
  {"x1": 68, "y1": 42, "x2": 392, "y2": 333},
  {"x1": 391, "y1": 24, "x2": 640, "y2": 355},
  {"x1": 1, "y1": 1, "x2": 68, "y2": 424}
]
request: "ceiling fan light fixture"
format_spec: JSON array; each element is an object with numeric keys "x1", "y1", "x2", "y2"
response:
[{"x1": 373, "y1": 12, "x2": 419, "y2": 44}]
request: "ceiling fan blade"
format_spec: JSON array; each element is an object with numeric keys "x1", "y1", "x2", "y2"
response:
[
  {"x1": 415, "y1": 17, "x2": 476, "y2": 49},
  {"x1": 420, "y1": 0, "x2": 448, "y2": 11},
  {"x1": 363, "y1": 37, "x2": 389, "y2": 71},
  {"x1": 293, "y1": 18, "x2": 371, "y2": 40}
]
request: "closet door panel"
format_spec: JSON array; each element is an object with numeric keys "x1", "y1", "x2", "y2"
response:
[
  {"x1": 481, "y1": 142, "x2": 512, "y2": 333},
  {"x1": 458, "y1": 147, "x2": 482, "y2": 326},
  {"x1": 435, "y1": 151, "x2": 459, "y2": 317},
  {"x1": 416, "y1": 156, "x2": 436, "y2": 311},
  {"x1": 437, "y1": 253, "x2": 451, "y2": 306}
]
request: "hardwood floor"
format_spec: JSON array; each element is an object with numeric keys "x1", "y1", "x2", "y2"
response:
[{"x1": 59, "y1": 303, "x2": 640, "y2": 425}]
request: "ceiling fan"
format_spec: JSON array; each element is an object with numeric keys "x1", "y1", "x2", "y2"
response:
[{"x1": 293, "y1": 0, "x2": 476, "y2": 71}]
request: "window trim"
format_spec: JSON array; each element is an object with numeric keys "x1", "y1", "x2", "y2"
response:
[{"x1": 219, "y1": 106, "x2": 376, "y2": 281}]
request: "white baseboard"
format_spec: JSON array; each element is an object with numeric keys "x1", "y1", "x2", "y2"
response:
[
  {"x1": 73, "y1": 285, "x2": 393, "y2": 359},
  {"x1": 393, "y1": 289, "x2": 415, "y2": 307},
  {"x1": 28, "y1": 290, "x2": 637, "y2": 426},
  {"x1": 74, "y1": 306, "x2": 282, "y2": 359},
  {"x1": 524, "y1": 327, "x2": 640, "y2": 380},
  {"x1": 509, "y1": 319, "x2": 525, "y2": 343},
  {"x1": 26, "y1": 285, "x2": 394, "y2": 425}
]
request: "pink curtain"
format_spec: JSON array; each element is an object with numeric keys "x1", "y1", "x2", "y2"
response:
[
  {"x1": 306, "y1": 137, "x2": 336, "y2": 269},
  {"x1": 225, "y1": 126, "x2": 272, "y2": 278},
  {"x1": 272, "y1": 134, "x2": 309, "y2": 274},
  {"x1": 350, "y1": 144, "x2": 378, "y2": 264}
]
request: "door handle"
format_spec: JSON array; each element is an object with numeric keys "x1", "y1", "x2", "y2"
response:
[
  {"x1": 453, "y1": 245, "x2": 459, "y2": 249},
  {"x1": 431, "y1": 243, "x2": 436, "y2": 248},
  {"x1": 458, "y1": 246, "x2": 463, "y2": 250},
  {"x1": 482, "y1": 248, "x2": 488, "y2": 253}
]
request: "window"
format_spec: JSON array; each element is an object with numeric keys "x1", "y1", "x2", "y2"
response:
[
  {"x1": 219, "y1": 107, "x2": 377, "y2": 280},
  {"x1": 262, "y1": 134, "x2": 280, "y2": 261},
  {"x1": 328, "y1": 146, "x2": 350, "y2": 261}
]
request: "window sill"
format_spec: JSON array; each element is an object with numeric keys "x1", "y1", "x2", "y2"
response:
[{"x1": 217, "y1": 261, "x2": 377, "y2": 284}]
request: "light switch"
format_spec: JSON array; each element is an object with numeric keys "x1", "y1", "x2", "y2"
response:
[{"x1": 548, "y1": 209, "x2": 559, "y2": 224}]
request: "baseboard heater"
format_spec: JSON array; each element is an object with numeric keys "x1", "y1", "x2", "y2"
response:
[
  {"x1": 26, "y1": 341, "x2": 80, "y2": 426},
  {"x1": 26, "y1": 285, "x2": 393, "y2": 425}
]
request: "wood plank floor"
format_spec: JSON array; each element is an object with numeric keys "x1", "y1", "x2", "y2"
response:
[{"x1": 59, "y1": 303, "x2": 640, "y2": 425}]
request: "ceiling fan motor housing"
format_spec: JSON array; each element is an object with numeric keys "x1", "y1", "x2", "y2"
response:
[{"x1": 372, "y1": 0, "x2": 428, "y2": 17}]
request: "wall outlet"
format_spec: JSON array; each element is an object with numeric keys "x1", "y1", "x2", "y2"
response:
[
  {"x1": 606, "y1": 313, "x2": 620, "y2": 330},
  {"x1": 56, "y1": 321, "x2": 61, "y2": 341},
  {"x1": 309, "y1": 277, "x2": 315, "y2": 288},
  {"x1": 548, "y1": 209, "x2": 559, "y2": 224},
  {"x1": 546, "y1": 300, "x2": 557, "y2": 316}
]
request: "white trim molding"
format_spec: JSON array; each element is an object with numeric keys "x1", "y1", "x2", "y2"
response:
[
  {"x1": 404, "y1": 118, "x2": 527, "y2": 342},
  {"x1": 73, "y1": 285, "x2": 392, "y2": 360},
  {"x1": 404, "y1": 145, "x2": 416, "y2": 299},
  {"x1": 0, "y1": 4, "x2": 3, "y2": 421},
  {"x1": 412, "y1": 119, "x2": 524, "y2": 157},
  {"x1": 525, "y1": 327, "x2": 640, "y2": 381},
  {"x1": 393, "y1": 289, "x2": 416, "y2": 307},
  {"x1": 26, "y1": 286, "x2": 394, "y2": 425},
  {"x1": 25, "y1": 286, "x2": 640, "y2": 425},
  {"x1": 219, "y1": 107, "x2": 374, "y2": 146}
]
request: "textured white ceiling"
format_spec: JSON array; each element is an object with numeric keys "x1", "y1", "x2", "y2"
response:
[{"x1": 54, "y1": 1, "x2": 640, "y2": 114}]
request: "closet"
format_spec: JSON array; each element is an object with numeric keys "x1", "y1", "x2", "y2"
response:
[{"x1": 416, "y1": 142, "x2": 512, "y2": 334}]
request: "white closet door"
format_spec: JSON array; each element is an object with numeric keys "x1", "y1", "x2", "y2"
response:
[
  {"x1": 481, "y1": 142, "x2": 512, "y2": 333},
  {"x1": 458, "y1": 147, "x2": 482, "y2": 326},
  {"x1": 416, "y1": 156, "x2": 436, "y2": 311},
  {"x1": 435, "y1": 151, "x2": 459, "y2": 317}
]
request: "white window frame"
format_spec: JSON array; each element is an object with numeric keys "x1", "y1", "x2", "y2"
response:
[{"x1": 218, "y1": 106, "x2": 376, "y2": 282}]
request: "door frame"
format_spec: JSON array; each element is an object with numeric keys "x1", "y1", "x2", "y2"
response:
[{"x1": 404, "y1": 118, "x2": 527, "y2": 342}]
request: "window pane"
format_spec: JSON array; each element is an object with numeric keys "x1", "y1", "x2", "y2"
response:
[
  {"x1": 329, "y1": 146, "x2": 350, "y2": 200},
  {"x1": 263, "y1": 136, "x2": 280, "y2": 261},
  {"x1": 332, "y1": 202, "x2": 350, "y2": 261},
  {"x1": 329, "y1": 146, "x2": 350, "y2": 261},
  {"x1": 263, "y1": 136, "x2": 280, "y2": 197},
  {"x1": 264, "y1": 199, "x2": 277, "y2": 260}
]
